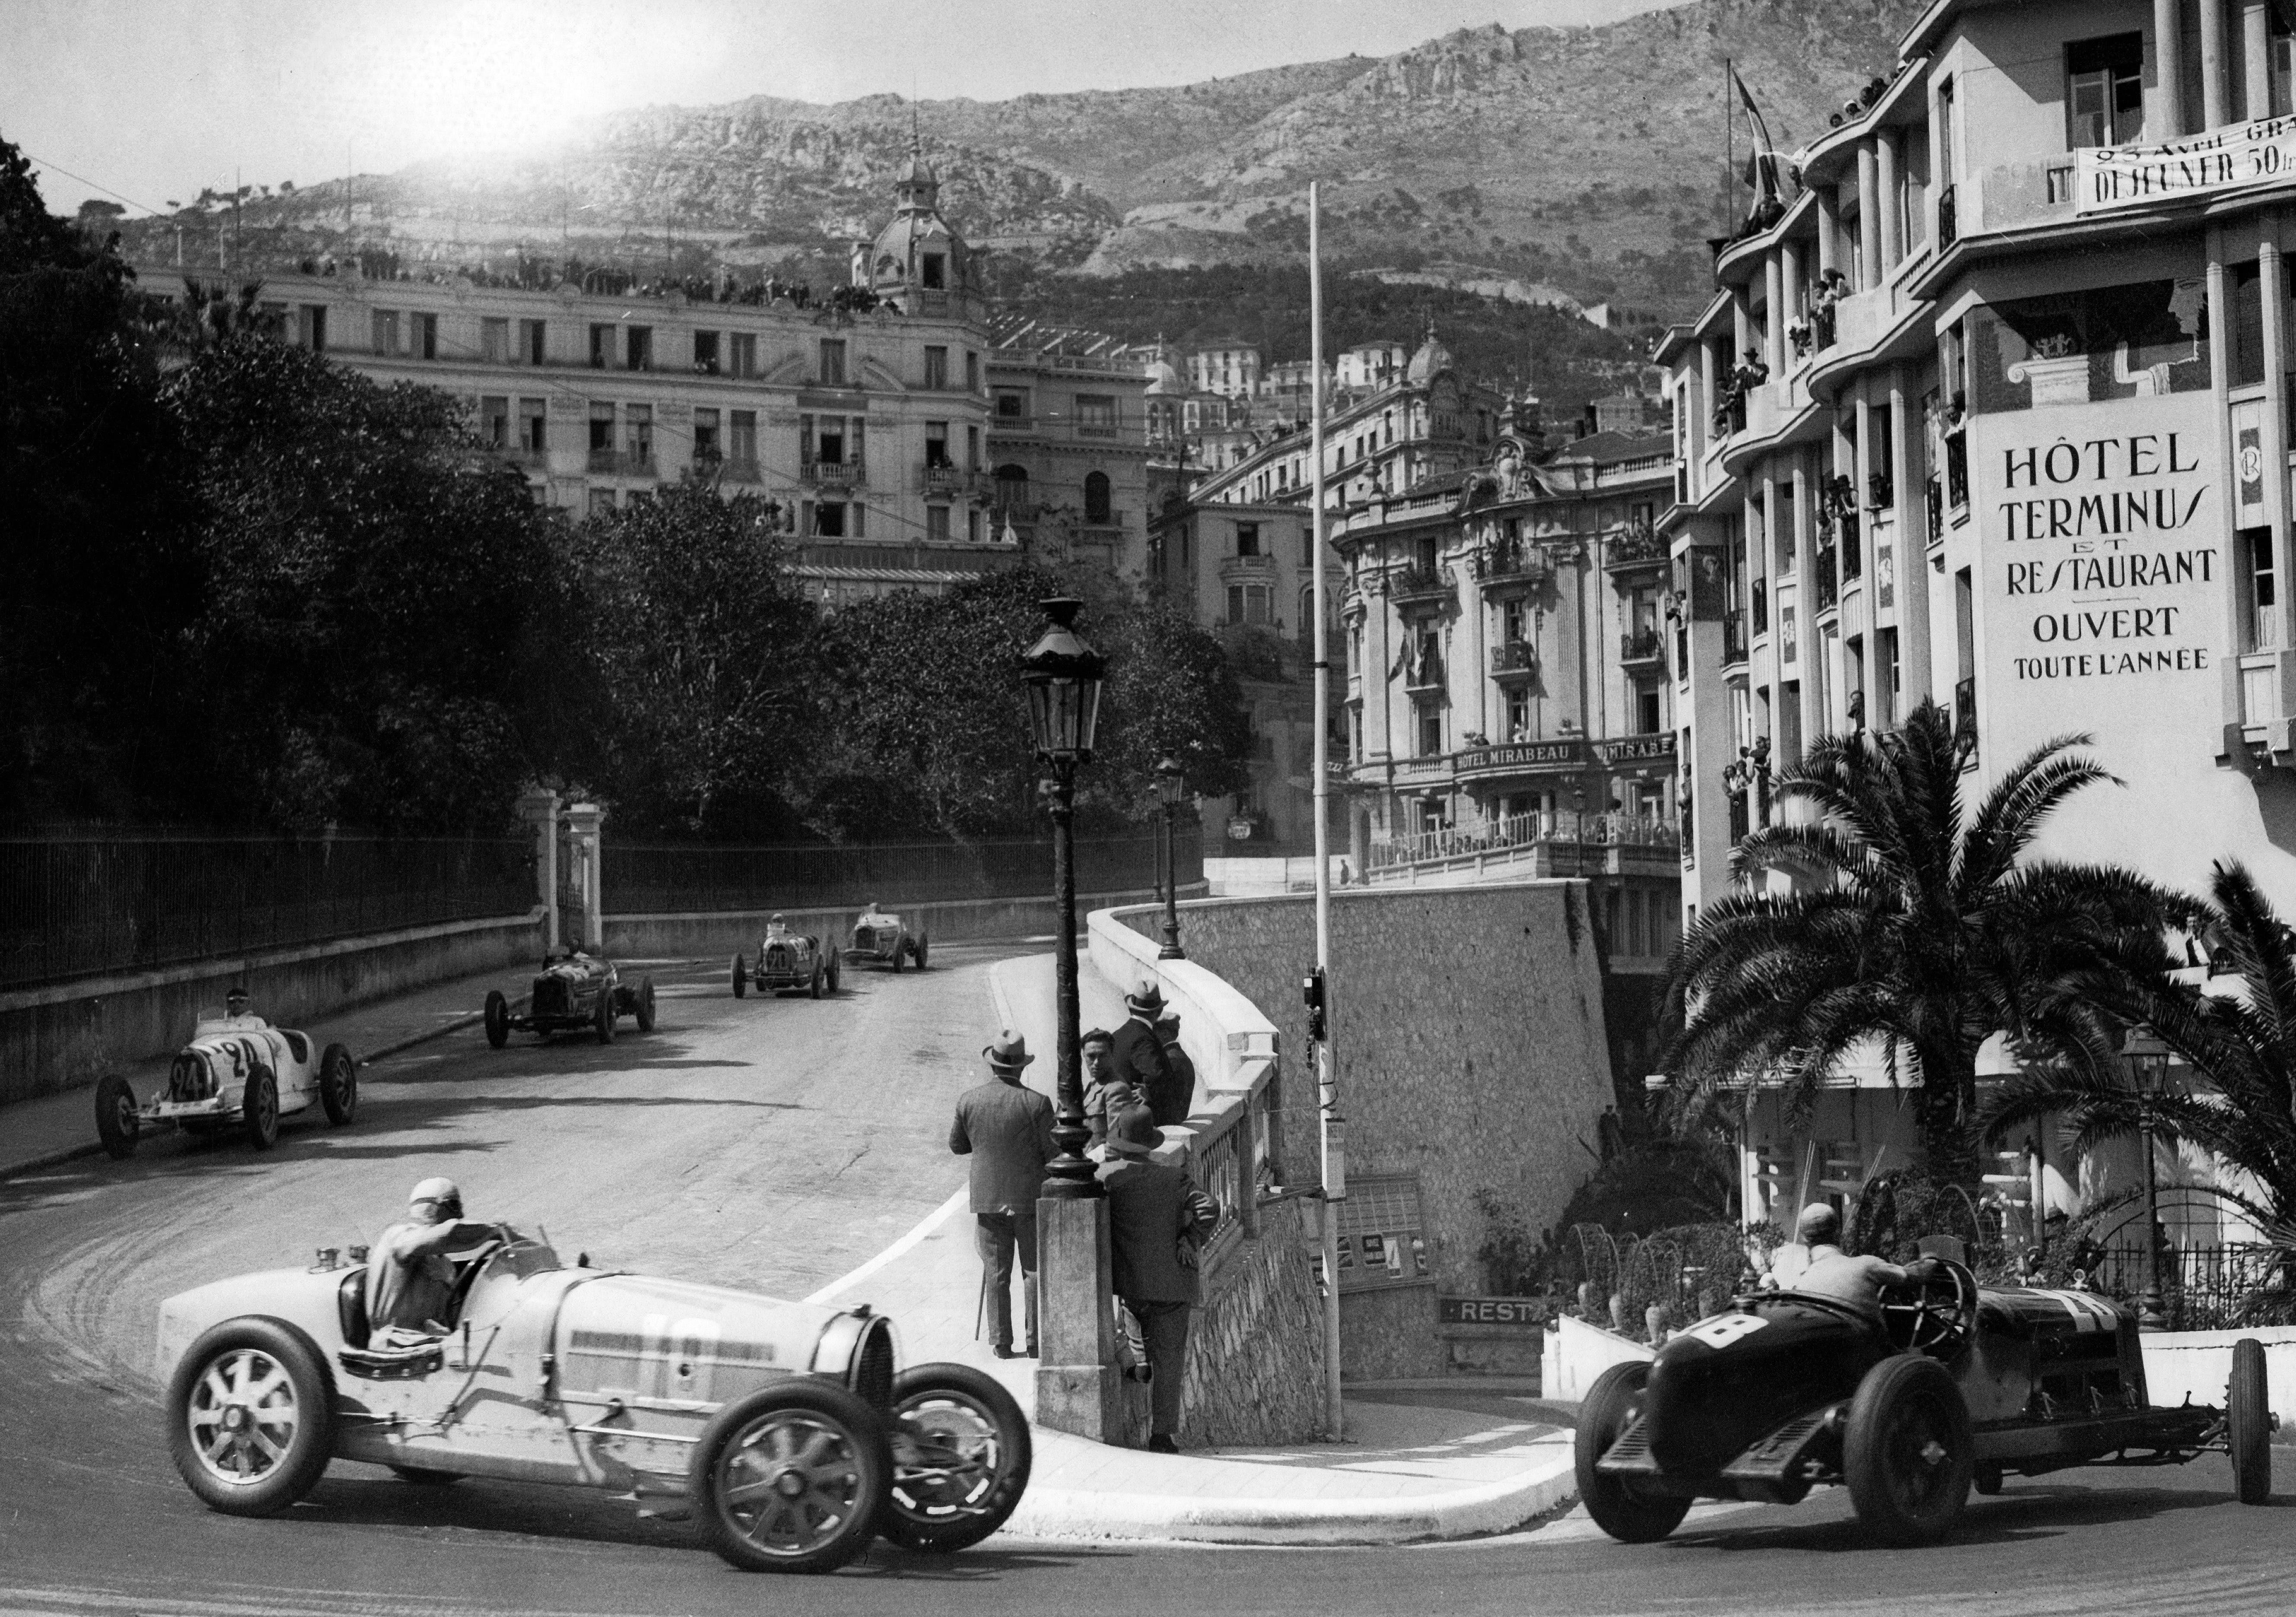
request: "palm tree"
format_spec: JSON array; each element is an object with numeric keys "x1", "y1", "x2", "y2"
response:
[
  {"x1": 1984, "y1": 860, "x2": 2296, "y2": 1243},
  {"x1": 1666, "y1": 698, "x2": 2177, "y2": 1183}
]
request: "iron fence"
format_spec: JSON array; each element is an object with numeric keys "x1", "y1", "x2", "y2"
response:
[
  {"x1": 2089, "y1": 1241, "x2": 2296, "y2": 1331},
  {"x1": 0, "y1": 832, "x2": 534, "y2": 991},
  {"x1": 607, "y1": 828, "x2": 1201, "y2": 915}
]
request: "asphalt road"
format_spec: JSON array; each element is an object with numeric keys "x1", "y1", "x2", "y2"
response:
[{"x1": 3, "y1": 944, "x2": 2292, "y2": 1617}]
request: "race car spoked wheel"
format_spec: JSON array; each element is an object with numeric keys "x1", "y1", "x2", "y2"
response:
[
  {"x1": 731, "y1": 954, "x2": 749, "y2": 999},
  {"x1": 691, "y1": 1382, "x2": 890, "y2": 1573},
  {"x1": 242, "y1": 1066, "x2": 280, "y2": 1151},
  {"x1": 594, "y1": 993, "x2": 616, "y2": 1045},
  {"x1": 1574, "y1": 1361, "x2": 1692, "y2": 1543},
  {"x1": 483, "y1": 990, "x2": 512, "y2": 1048},
  {"x1": 1844, "y1": 1353, "x2": 1975, "y2": 1546},
  {"x1": 168, "y1": 1318, "x2": 336, "y2": 1515},
  {"x1": 879, "y1": 1363, "x2": 1032, "y2": 1553},
  {"x1": 94, "y1": 1072, "x2": 140, "y2": 1160},
  {"x1": 635, "y1": 977, "x2": 657, "y2": 1033},
  {"x1": 2229, "y1": 1334, "x2": 2274, "y2": 1504},
  {"x1": 318, "y1": 1043, "x2": 357, "y2": 1126}
]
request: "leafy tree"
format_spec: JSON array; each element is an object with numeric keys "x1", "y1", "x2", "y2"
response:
[
  {"x1": 564, "y1": 482, "x2": 818, "y2": 837},
  {"x1": 1666, "y1": 699, "x2": 2177, "y2": 1183}
]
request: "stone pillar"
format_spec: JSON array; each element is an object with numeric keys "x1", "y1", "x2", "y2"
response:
[
  {"x1": 1857, "y1": 142, "x2": 1882, "y2": 290},
  {"x1": 1765, "y1": 253, "x2": 1786, "y2": 375},
  {"x1": 1818, "y1": 189, "x2": 1840, "y2": 280},
  {"x1": 1891, "y1": 365, "x2": 1933, "y2": 704},
  {"x1": 1876, "y1": 130, "x2": 1902, "y2": 270},
  {"x1": 563, "y1": 801, "x2": 605, "y2": 951},
  {"x1": 1034, "y1": 1195, "x2": 1123, "y2": 1442},
  {"x1": 2203, "y1": 0, "x2": 2230, "y2": 130},
  {"x1": 2264, "y1": 238, "x2": 2294, "y2": 651},
  {"x1": 2244, "y1": 0, "x2": 2270, "y2": 119},
  {"x1": 1780, "y1": 238, "x2": 1803, "y2": 355},
  {"x1": 515, "y1": 786, "x2": 560, "y2": 950},
  {"x1": 2156, "y1": 0, "x2": 2186, "y2": 137}
]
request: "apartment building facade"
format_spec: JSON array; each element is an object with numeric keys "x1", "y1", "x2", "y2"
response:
[{"x1": 1658, "y1": 0, "x2": 2296, "y2": 1243}]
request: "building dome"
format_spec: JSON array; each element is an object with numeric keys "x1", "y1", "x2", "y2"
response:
[
  {"x1": 1406, "y1": 322, "x2": 1452, "y2": 385},
  {"x1": 866, "y1": 132, "x2": 969, "y2": 302}
]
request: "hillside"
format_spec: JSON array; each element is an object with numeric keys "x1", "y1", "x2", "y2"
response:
[{"x1": 114, "y1": 0, "x2": 1923, "y2": 327}]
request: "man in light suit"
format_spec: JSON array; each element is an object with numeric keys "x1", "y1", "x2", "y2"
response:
[
  {"x1": 949, "y1": 1029, "x2": 1056, "y2": 1358},
  {"x1": 1097, "y1": 1104, "x2": 1221, "y2": 1452}
]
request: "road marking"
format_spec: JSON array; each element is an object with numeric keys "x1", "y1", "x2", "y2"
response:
[{"x1": 803, "y1": 1184, "x2": 967, "y2": 1304}]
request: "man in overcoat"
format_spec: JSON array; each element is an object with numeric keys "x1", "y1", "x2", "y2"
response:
[
  {"x1": 1097, "y1": 1105, "x2": 1220, "y2": 1452},
  {"x1": 1111, "y1": 977, "x2": 1190, "y2": 1128},
  {"x1": 949, "y1": 1029, "x2": 1056, "y2": 1358}
]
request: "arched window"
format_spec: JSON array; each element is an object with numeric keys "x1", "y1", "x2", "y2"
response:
[
  {"x1": 993, "y1": 464, "x2": 1030, "y2": 512},
  {"x1": 1084, "y1": 470, "x2": 1111, "y2": 524}
]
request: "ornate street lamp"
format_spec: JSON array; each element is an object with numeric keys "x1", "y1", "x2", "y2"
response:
[
  {"x1": 1155, "y1": 755, "x2": 1187, "y2": 960},
  {"x1": 2122, "y1": 1026, "x2": 2173, "y2": 1330},
  {"x1": 1021, "y1": 598, "x2": 1107, "y2": 1198}
]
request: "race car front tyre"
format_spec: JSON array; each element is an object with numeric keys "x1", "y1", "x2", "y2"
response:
[
  {"x1": 95, "y1": 1072, "x2": 140, "y2": 1160},
  {"x1": 635, "y1": 977, "x2": 657, "y2": 1033},
  {"x1": 1574, "y1": 1361, "x2": 1691, "y2": 1544},
  {"x1": 809, "y1": 963, "x2": 824, "y2": 999},
  {"x1": 914, "y1": 936, "x2": 928, "y2": 970},
  {"x1": 691, "y1": 1381, "x2": 891, "y2": 1573},
  {"x1": 168, "y1": 1318, "x2": 337, "y2": 1516},
  {"x1": 483, "y1": 990, "x2": 511, "y2": 1048},
  {"x1": 731, "y1": 954, "x2": 749, "y2": 998},
  {"x1": 318, "y1": 1043, "x2": 357, "y2": 1125},
  {"x1": 879, "y1": 1363, "x2": 1032, "y2": 1553},
  {"x1": 242, "y1": 1067, "x2": 280, "y2": 1151},
  {"x1": 594, "y1": 994, "x2": 615, "y2": 1045},
  {"x1": 1844, "y1": 1353, "x2": 1975, "y2": 1546},
  {"x1": 826, "y1": 953, "x2": 840, "y2": 994},
  {"x1": 892, "y1": 945, "x2": 905, "y2": 974},
  {"x1": 2229, "y1": 1335, "x2": 2274, "y2": 1505}
]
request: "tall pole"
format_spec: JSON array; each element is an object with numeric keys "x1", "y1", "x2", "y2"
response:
[
  {"x1": 1042, "y1": 759, "x2": 1097, "y2": 1194},
  {"x1": 1158, "y1": 799, "x2": 1185, "y2": 959},
  {"x1": 1309, "y1": 179, "x2": 1345, "y2": 1440},
  {"x1": 2138, "y1": 1094, "x2": 2167, "y2": 1328}
]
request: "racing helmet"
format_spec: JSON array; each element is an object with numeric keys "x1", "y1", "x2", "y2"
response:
[{"x1": 410, "y1": 1176, "x2": 464, "y2": 1220}]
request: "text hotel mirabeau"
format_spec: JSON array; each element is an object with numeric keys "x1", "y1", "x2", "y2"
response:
[{"x1": 1972, "y1": 391, "x2": 2220, "y2": 769}]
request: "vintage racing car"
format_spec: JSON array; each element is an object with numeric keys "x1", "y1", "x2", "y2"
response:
[
  {"x1": 156, "y1": 1229, "x2": 1030, "y2": 1573},
  {"x1": 485, "y1": 949, "x2": 656, "y2": 1047},
  {"x1": 844, "y1": 905, "x2": 927, "y2": 972},
  {"x1": 95, "y1": 1013, "x2": 356, "y2": 1158},
  {"x1": 732, "y1": 915, "x2": 841, "y2": 998},
  {"x1": 1575, "y1": 1257, "x2": 2277, "y2": 1546}
]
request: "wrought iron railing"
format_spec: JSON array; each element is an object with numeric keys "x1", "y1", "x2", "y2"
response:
[
  {"x1": 1491, "y1": 640, "x2": 1538, "y2": 677},
  {"x1": 1937, "y1": 183, "x2": 1958, "y2": 250},
  {"x1": 1367, "y1": 810, "x2": 1679, "y2": 871},
  {"x1": 1944, "y1": 430, "x2": 1969, "y2": 508},
  {"x1": 1723, "y1": 613, "x2": 1749, "y2": 663},
  {"x1": 1620, "y1": 627, "x2": 1663, "y2": 663},
  {"x1": 1752, "y1": 578, "x2": 1769, "y2": 635},
  {"x1": 1816, "y1": 546, "x2": 1839, "y2": 610},
  {"x1": 1954, "y1": 675, "x2": 1978, "y2": 761}
]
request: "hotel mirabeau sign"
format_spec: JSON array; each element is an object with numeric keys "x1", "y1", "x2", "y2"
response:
[{"x1": 2077, "y1": 118, "x2": 2296, "y2": 215}]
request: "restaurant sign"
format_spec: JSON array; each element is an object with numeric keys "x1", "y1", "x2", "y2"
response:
[
  {"x1": 1455, "y1": 739, "x2": 1588, "y2": 778},
  {"x1": 2075, "y1": 118, "x2": 2296, "y2": 216},
  {"x1": 1437, "y1": 1296, "x2": 1545, "y2": 1329}
]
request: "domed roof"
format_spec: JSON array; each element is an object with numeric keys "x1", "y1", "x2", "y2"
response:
[
  {"x1": 867, "y1": 131, "x2": 968, "y2": 297},
  {"x1": 1406, "y1": 321, "x2": 1452, "y2": 385}
]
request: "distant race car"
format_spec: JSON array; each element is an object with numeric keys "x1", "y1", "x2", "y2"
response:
[
  {"x1": 484, "y1": 950, "x2": 656, "y2": 1047},
  {"x1": 1575, "y1": 1256, "x2": 2277, "y2": 1547},
  {"x1": 732, "y1": 917, "x2": 840, "y2": 999},
  {"x1": 844, "y1": 906, "x2": 927, "y2": 972},
  {"x1": 155, "y1": 1230, "x2": 1029, "y2": 1573},
  {"x1": 95, "y1": 1013, "x2": 357, "y2": 1158}
]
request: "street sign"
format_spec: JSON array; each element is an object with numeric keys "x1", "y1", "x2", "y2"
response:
[{"x1": 1438, "y1": 1296, "x2": 1544, "y2": 1328}]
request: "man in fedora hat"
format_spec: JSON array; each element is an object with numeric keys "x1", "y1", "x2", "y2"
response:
[
  {"x1": 949, "y1": 1028, "x2": 1056, "y2": 1358},
  {"x1": 1098, "y1": 1103, "x2": 1220, "y2": 1452},
  {"x1": 1111, "y1": 976, "x2": 1190, "y2": 1129}
]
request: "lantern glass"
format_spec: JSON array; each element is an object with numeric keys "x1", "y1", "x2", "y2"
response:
[
  {"x1": 1156, "y1": 756, "x2": 1186, "y2": 807},
  {"x1": 1019, "y1": 598, "x2": 1105, "y2": 761}
]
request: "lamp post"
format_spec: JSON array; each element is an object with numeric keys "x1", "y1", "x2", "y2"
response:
[
  {"x1": 2122, "y1": 1026, "x2": 2172, "y2": 1331},
  {"x1": 1021, "y1": 597, "x2": 1107, "y2": 1198},
  {"x1": 1155, "y1": 754, "x2": 1187, "y2": 960}
]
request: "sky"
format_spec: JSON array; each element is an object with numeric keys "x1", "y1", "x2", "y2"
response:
[{"x1": 7, "y1": 0, "x2": 1681, "y2": 216}]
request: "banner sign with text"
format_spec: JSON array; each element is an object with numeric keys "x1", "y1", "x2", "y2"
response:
[{"x1": 2076, "y1": 118, "x2": 2296, "y2": 215}]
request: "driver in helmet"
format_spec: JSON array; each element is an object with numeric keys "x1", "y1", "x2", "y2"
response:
[
  {"x1": 216, "y1": 983, "x2": 265, "y2": 1028},
  {"x1": 1783, "y1": 1203, "x2": 1934, "y2": 1320},
  {"x1": 367, "y1": 1177, "x2": 493, "y2": 1342},
  {"x1": 765, "y1": 912, "x2": 792, "y2": 938}
]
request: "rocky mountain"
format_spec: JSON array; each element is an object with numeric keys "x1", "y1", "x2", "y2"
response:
[{"x1": 116, "y1": 0, "x2": 1924, "y2": 322}]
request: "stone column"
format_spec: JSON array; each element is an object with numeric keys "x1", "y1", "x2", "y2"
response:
[
  {"x1": 2244, "y1": 0, "x2": 2270, "y2": 119},
  {"x1": 1035, "y1": 1196, "x2": 1123, "y2": 1441},
  {"x1": 2203, "y1": 0, "x2": 2230, "y2": 129},
  {"x1": 515, "y1": 786, "x2": 560, "y2": 950},
  {"x1": 2264, "y1": 237, "x2": 2294, "y2": 651},
  {"x1": 1891, "y1": 365, "x2": 1933, "y2": 705},
  {"x1": 1780, "y1": 238, "x2": 1803, "y2": 356},
  {"x1": 563, "y1": 801, "x2": 605, "y2": 950},
  {"x1": 1765, "y1": 252, "x2": 1787, "y2": 375},
  {"x1": 1857, "y1": 142, "x2": 1882, "y2": 289},
  {"x1": 1818, "y1": 189, "x2": 1840, "y2": 280},
  {"x1": 2156, "y1": 0, "x2": 2186, "y2": 137},
  {"x1": 1876, "y1": 130, "x2": 1902, "y2": 270}
]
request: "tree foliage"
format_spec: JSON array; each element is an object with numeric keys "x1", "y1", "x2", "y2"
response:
[{"x1": 1665, "y1": 699, "x2": 2179, "y2": 1182}]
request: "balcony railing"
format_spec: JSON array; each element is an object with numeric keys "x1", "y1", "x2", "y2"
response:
[
  {"x1": 918, "y1": 463, "x2": 981, "y2": 497},
  {"x1": 1937, "y1": 183, "x2": 1958, "y2": 250},
  {"x1": 804, "y1": 458, "x2": 865, "y2": 486},
  {"x1": 1389, "y1": 563, "x2": 1451, "y2": 605},
  {"x1": 1491, "y1": 640, "x2": 1538, "y2": 679},
  {"x1": 1368, "y1": 809, "x2": 1680, "y2": 872},
  {"x1": 1752, "y1": 578, "x2": 1769, "y2": 635},
  {"x1": 1476, "y1": 541, "x2": 1547, "y2": 586},
  {"x1": 1944, "y1": 432, "x2": 1969, "y2": 510},
  {"x1": 1403, "y1": 657, "x2": 1446, "y2": 693},
  {"x1": 1620, "y1": 627, "x2": 1664, "y2": 664},
  {"x1": 1816, "y1": 546, "x2": 1838, "y2": 611},
  {"x1": 1723, "y1": 613, "x2": 1748, "y2": 664},
  {"x1": 1925, "y1": 476, "x2": 1944, "y2": 543},
  {"x1": 1954, "y1": 674, "x2": 1978, "y2": 762},
  {"x1": 586, "y1": 448, "x2": 654, "y2": 476}
]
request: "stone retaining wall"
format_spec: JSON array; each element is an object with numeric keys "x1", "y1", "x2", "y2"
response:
[{"x1": 1171, "y1": 1196, "x2": 1329, "y2": 1449}]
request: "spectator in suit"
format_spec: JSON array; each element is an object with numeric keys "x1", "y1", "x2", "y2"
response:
[
  {"x1": 1153, "y1": 1015, "x2": 1196, "y2": 1129},
  {"x1": 949, "y1": 1029, "x2": 1056, "y2": 1359},
  {"x1": 1097, "y1": 1105, "x2": 1221, "y2": 1453},
  {"x1": 1080, "y1": 1028, "x2": 1123, "y2": 1150},
  {"x1": 1111, "y1": 978, "x2": 1186, "y2": 1127}
]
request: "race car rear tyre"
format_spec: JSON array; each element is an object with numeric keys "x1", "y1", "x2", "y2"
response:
[
  {"x1": 318, "y1": 1043, "x2": 357, "y2": 1126},
  {"x1": 167, "y1": 1318, "x2": 337, "y2": 1516},
  {"x1": 2229, "y1": 1335, "x2": 2273, "y2": 1504},
  {"x1": 691, "y1": 1380, "x2": 890, "y2": 1573},
  {"x1": 242, "y1": 1067, "x2": 280, "y2": 1151},
  {"x1": 1574, "y1": 1361, "x2": 1691, "y2": 1544},
  {"x1": 809, "y1": 963, "x2": 824, "y2": 999},
  {"x1": 914, "y1": 936, "x2": 928, "y2": 970},
  {"x1": 483, "y1": 990, "x2": 511, "y2": 1048},
  {"x1": 635, "y1": 978, "x2": 657, "y2": 1033},
  {"x1": 389, "y1": 1465, "x2": 464, "y2": 1486},
  {"x1": 892, "y1": 945, "x2": 905, "y2": 974},
  {"x1": 594, "y1": 994, "x2": 616, "y2": 1045},
  {"x1": 879, "y1": 1363, "x2": 1031, "y2": 1553},
  {"x1": 732, "y1": 954, "x2": 749, "y2": 999},
  {"x1": 95, "y1": 1072, "x2": 140, "y2": 1160},
  {"x1": 1844, "y1": 1353, "x2": 1975, "y2": 1546}
]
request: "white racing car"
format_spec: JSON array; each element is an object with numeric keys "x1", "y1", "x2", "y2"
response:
[
  {"x1": 156, "y1": 1230, "x2": 1030, "y2": 1573},
  {"x1": 95, "y1": 1014, "x2": 357, "y2": 1158}
]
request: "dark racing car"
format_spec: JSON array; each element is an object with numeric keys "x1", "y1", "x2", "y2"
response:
[
  {"x1": 484, "y1": 948, "x2": 657, "y2": 1046},
  {"x1": 1575, "y1": 1258, "x2": 2277, "y2": 1547}
]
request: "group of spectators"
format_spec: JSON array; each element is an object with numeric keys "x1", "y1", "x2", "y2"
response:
[
  {"x1": 283, "y1": 248, "x2": 888, "y2": 314},
  {"x1": 948, "y1": 975, "x2": 1215, "y2": 1454}
]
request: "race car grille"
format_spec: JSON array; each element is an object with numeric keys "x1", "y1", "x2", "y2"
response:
[
  {"x1": 853, "y1": 928, "x2": 878, "y2": 950},
  {"x1": 766, "y1": 946, "x2": 791, "y2": 972},
  {"x1": 849, "y1": 1317, "x2": 895, "y2": 1411},
  {"x1": 531, "y1": 978, "x2": 570, "y2": 1017},
  {"x1": 169, "y1": 1052, "x2": 214, "y2": 1102}
]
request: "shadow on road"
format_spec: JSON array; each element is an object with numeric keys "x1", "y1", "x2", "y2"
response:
[{"x1": 1662, "y1": 1478, "x2": 2242, "y2": 1554}]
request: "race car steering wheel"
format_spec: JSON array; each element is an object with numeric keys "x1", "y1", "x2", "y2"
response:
[{"x1": 1881, "y1": 1256, "x2": 1978, "y2": 1357}]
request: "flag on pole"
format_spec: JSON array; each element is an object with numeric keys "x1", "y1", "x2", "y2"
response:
[{"x1": 1728, "y1": 66, "x2": 1785, "y2": 219}]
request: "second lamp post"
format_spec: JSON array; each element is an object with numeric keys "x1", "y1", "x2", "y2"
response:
[{"x1": 1156, "y1": 754, "x2": 1187, "y2": 960}]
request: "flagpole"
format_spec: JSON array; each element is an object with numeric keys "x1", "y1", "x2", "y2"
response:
[
  {"x1": 1724, "y1": 56, "x2": 1734, "y2": 236},
  {"x1": 1308, "y1": 178, "x2": 1344, "y2": 1442}
]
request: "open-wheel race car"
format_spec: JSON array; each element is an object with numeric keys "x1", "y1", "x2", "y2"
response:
[
  {"x1": 732, "y1": 916, "x2": 840, "y2": 999},
  {"x1": 484, "y1": 949, "x2": 655, "y2": 1047},
  {"x1": 156, "y1": 1229, "x2": 1030, "y2": 1573},
  {"x1": 95, "y1": 1014, "x2": 357, "y2": 1159},
  {"x1": 844, "y1": 905, "x2": 927, "y2": 972},
  {"x1": 1576, "y1": 1258, "x2": 2278, "y2": 1547}
]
